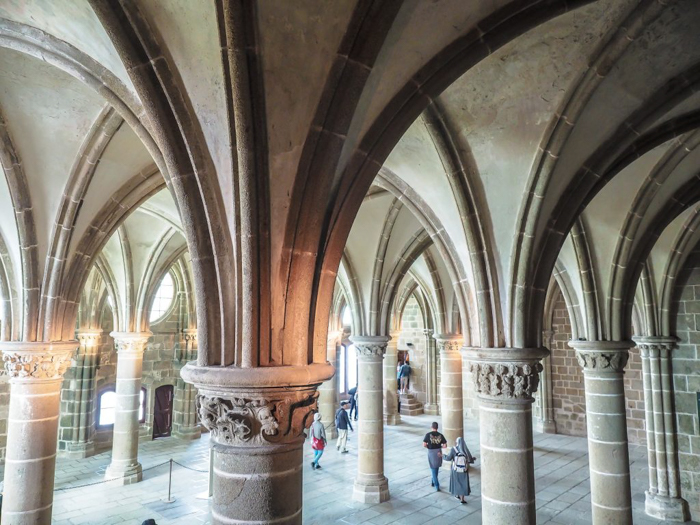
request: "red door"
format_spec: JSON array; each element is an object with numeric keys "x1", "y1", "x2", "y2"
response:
[{"x1": 153, "y1": 385, "x2": 174, "y2": 439}]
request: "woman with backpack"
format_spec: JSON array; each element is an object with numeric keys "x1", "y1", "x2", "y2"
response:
[
  {"x1": 309, "y1": 413, "x2": 327, "y2": 469},
  {"x1": 444, "y1": 437, "x2": 476, "y2": 503}
]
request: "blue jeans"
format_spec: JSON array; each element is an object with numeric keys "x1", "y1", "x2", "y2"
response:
[
  {"x1": 313, "y1": 449, "x2": 324, "y2": 466},
  {"x1": 430, "y1": 467, "x2": 440, "y2": 489}
]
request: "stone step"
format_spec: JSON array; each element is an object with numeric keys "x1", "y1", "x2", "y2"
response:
[{"x1": 399, "y1": 393, "x2": 424, "y2": 415}]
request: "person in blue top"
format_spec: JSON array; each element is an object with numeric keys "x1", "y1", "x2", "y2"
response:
[
  {"x1": 398, "y1": 360, "x2": 411, "y2": 394},
  {"x1": 335, "y1": 401, "x2": 354, "y2": 452}
]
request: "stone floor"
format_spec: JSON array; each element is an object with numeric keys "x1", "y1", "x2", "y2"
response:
[{"x1": 45, "y1": 414, "x2": 699, "y2": 524}]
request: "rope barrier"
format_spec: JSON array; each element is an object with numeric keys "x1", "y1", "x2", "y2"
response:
[{"x1": 53, "y1": 458, "x2": 208, "y2": 492}]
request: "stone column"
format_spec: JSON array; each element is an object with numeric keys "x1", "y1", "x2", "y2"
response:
[
  {"x1": 105, "y1": 331, "x2": 151, "y2": 484},
  {"x1": 58, "y1": 330, "x2": 102, "y2": 458},
  {"x1": 0, "y1": 341, "x2": 77, "y2": 524},
  {"x1": 535, "y1": 330, "x2": 557, "y2": 434},
  {"x1": 465, "y1": 347, "x2": 547, "y2": 525},
  {"x1": 569, "y1": 340, "x2": 634, "y2": 525},
  {"x1": 173, "y1": 329, "x2": 201, "y2": 440},
  {"x1": 351, "y1": 336, "x2": 390, "y2": 503},
  {"x1": 634, "y1": 336, "x2": 690, "y2": 522},
  {"x1": 435, "y1": 334, "x2": 463, "y2": 446},
  {"x1": 182, "y1": 363, "x2": 333, "y2": 525},
  {"x1": 423, "y1": 329, "x2": 439, "y2": 415},
  {"x1": 383, "y1": 331, "x2": 401, "y2": 425},
  {"x1": 318, "y1": 330, "x2": 341, "y2": 438}
]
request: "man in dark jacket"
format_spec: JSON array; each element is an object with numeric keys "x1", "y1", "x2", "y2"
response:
[
  {"x1": 348, "y1": 384, "x2": 358, "y2": 420},
  {"x1": 335, "y1": 401, "x2": 354, "y2": 452}
]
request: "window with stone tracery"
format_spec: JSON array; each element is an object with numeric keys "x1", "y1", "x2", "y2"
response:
[{"x1": 149, "y1": 271, "x2": 175, "y2": 324}]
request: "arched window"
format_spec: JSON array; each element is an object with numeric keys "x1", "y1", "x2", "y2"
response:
[
  {"x1": 98, "y1": 387, "x2": 147, "y2": 426},
  {"x1": 149, "y1": 272, "x2": 175, "y2": 323}
]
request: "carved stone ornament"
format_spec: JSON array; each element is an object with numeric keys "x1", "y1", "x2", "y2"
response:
[
  {"x1": 437, "y1": 339, "x2": 462, "y2": 353},
  {"x1": 76, "y1": 331, "x2": 102, "y2": 348},
  {"x1": 354, "y1": 343, "x2": 387, "y2": 358},
  {"x1": 469, "y1": 361, "x2": 543, "y2": 400},
  {"x1": 110, "y1": 332, "x2": 151, "y2": 355},
  {"x1": 575, "y1": 350, "x2": 629, "y2": 372},
  {"x1": 2, "y1": 350, "x2": 73, "y2": 380},
  {"x1": 197, "y1": 390, "x2": 319, "y2": 446}
]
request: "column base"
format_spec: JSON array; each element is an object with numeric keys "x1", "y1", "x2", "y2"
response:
[
  {"x1": 353, "y1": 474, "x2": 390, "y2": 503},
  {"x1": 385, "y1": 413, "x2": 401, "y2": 425},
  {"x1": 534, "y1": 418, "x2": 557, "y2": 434},
  {"x1": 105, "y1": 462, "x2": 143, "y2": 485},
  {"x1": 173, "y1": 425, "x2": 202, "y2": 441},
  {"x1": 59, "y1": 440, "x2": 96, "y2": 459},
  {"x1": 423, "y1": 403, "x2": 440, "y2": 415},
  {"x1": 645, "y1": 492, "x2": 691, "y2": 522}
]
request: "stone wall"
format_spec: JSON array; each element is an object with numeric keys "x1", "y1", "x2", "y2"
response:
[
  {"x1": 550, "y1": 293, "x2": 587, "y2": 436},
  {"x1": 546, "y1": 290, "x2": 646, "y2": 444},
  {"x1": 0, "y1": 374, "x2": 8, "y2": 461},
  {"x1": 398, "y1": 297, "x2": 427, "y2": 404},
  {"x1": 672, "y1": 247, "x2": 700, "y2": 520}
]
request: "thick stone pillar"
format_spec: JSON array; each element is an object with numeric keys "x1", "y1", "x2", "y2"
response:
[
  {"x1": 634, "y1": 337, "x2": 690, "y2": 522},
  {"x1": 173, "y1": 329, "x2": 201, "y2": 440},
  {"x1": 182, "y1": 362, "x2": 333, "y2": 525},
  {"x1": 435, "y1": 334, "x2": 463, "y2": 446},
  {"x1": 105, "y1": 331, "x2": 151, "y2": 484},
  {"x1": 0, "y1": 341, "x2": 77, "y2": 525},
  {"x1": 318, "y1": 330, "x2": 341, "y2": 438},
  {"x1": 465, "y1": 347, "x2": 547, "y2": 525},
  {"x1": 570, "y1": 340, "x2": 634, "y2": 525},
  {"x1": 383, "y1": 331, "x2": 401, "y2": 425},
  {"x1": 58, "y1": 330, "x2": 102, "y2": 458},
  {"x1": 423, "y1": 329, "x2": 439, "y2": 415},
  {"x1": 351, "y1": 336, "x2": 390, "y2": 503},
  {"x1": 535, "y1": 330, "x2": 557, "y2": 434}
]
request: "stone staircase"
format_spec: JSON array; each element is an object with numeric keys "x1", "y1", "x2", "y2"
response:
[{"x1": 399, "y1": 393, "x2": 424, "y2": 416}]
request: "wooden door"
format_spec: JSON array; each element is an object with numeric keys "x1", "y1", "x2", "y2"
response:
[{"x1": 153, "y1": 385, "x2": 174, "y2": 439}]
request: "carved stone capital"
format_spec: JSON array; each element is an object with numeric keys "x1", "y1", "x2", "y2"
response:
[
  {"x1": 633, "y1": 336, "x2": 677, "y2": 358},
  {"x1": 568, "y1": 340, "x2": 634, "y2": 373},
  {"x1": 181, "y1": 362, "x2": 334, "y2": 448},
  {"x1": 76, "y1": 330, "x2": 102, "y2": 348},
  {"x1": 0, "y1": 341, "x2": 78, "y2": 382},
  {"x1": 350, "y1": 336, "x2": 389, "y2": 359},
  {"x1": 463, "y1": 347, "x2": 548, "y2": 401},
  {"x1": 110, "y1": 331, "x2": 152, "y2": 355},
  {"x1": 183, "y1": 329, "x2": 197, "y2": 343},
  {"x1": 197, "y1": 389, "x2": 319, "y2": 446},
  {"x1": 434, "y1": 334, "x2": 463, "y2": 353}
]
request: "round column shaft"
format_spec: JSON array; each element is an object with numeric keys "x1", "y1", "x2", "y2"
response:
[
  {"x1": 105, "y1": 331, "x2": 151, "y2": 484},
  {"x1": 383, "y1": 331, "x2": 400, "y2": 425},
  {"x1": 423, "y1": 329, "x2": 439, "y2": 415},
  {"x1": 435, "y1": 334, "x2": 463, "y2": 446},
  {"x1": 352, "y1": 336, "x2": 390, "y2": 503},
  {"x1": 182, "y1": 362, "x2": 333, "y2": 525},
  {"x1": 318, "y1": 331, "x2": 341, "y2": 438},
  {"x1": 1, "y1": 341, "x2": 77, "y2": 525},
  {"x1": 465, "y1": 347, "x2": 547, "y2": 525},
  {"x1": 570, "y1": 340, "x2": 633, "y2": 525}
]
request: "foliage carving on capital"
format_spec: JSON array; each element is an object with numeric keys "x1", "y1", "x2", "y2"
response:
[
  {"x1": 469, "y1": 361, "x2": 543, "y2": 400},
  {"x1": 2, "y1": 351, "x2": 73, "y2": 380},
  {"x1": 196, "y1": 390, "x2": 319, "y2": 446},
  {"x1": 575, "y1": 350, "x2": 628, "y2": 372},
  {"x1": 353, "y1": 343, "x2": 386, "y2": 358},
  {"x1": 437, "y1": 339, "x2": 462, "y2": 353},
  {"x1": 113, "y1": 338, "x2": 149, "y2": 355}
]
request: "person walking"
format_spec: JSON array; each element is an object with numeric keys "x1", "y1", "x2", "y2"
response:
[
  {"x1": 399, "y1": 360, "x2": 411, "y2": 394},
  {"x1": 422, "y1": 421, "x2": 447, "y2": 491},
  {"x1": 444, "y1": 437, "x2": 477, "y2": 503},
  {"x1": 335, "y1": 401, "x2": 353, "y2": 452},
  {"x1": 348, "y1": 384, "x2": 359, "y2": 420},
  {"x1": 309, "y1": 413, "x2": 327, "y2": 470}
]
